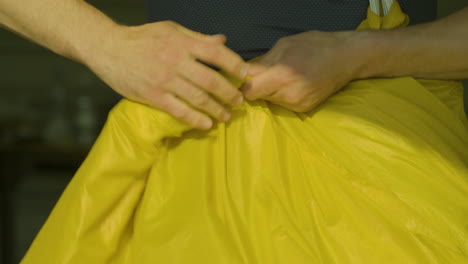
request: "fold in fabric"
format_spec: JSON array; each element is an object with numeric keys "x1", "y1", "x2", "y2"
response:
[{"x1": 22, "y1": 2, "x2": 468, "y2": 263}]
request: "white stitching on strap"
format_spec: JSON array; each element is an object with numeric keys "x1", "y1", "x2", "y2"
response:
[
  {"x1": 382, "y1": 0, "x2": 394, "y2": 16},
  {"x1": 369, "y1": 0, "x2": 380, "y2": 16},
  {"x1": 369, "y1": 0, "x2": 394, "y2": 16}
]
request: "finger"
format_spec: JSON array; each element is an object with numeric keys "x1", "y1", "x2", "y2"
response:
[
  {"x1": 172, "y1": 23, "x2": 211, "y2": 39},
  {"x1": 186, "y1": 36, "x2": 249, "y2": 80},
  {"x1": 179, "y1": 60, "x2": 244, "y2": 106},
  {"x1": 172, "y1": 23, "x2": 227, "y2": 44},
  {"x1": 206, "y1": 34, "x2": 227, "y2": 44},
  {"x1": 264, "y1": 94, "x2": 307, "y2": 112},
  {"x1": 154, "y1": 93, "x2": 214, "y2": 130},
  {"x1": 240, "y1": 66, "x2": 290, "y2": 100},
  {"x1": 269, "y1": 85, "x2": 327, "y2": 112},
  {"x1": 265, "y1": 85, "x2": 306, "y2": 105},
  {"x1": 170, "y1": 77, "x2": 231, "y2": 122},
  {"x1": 246, "y1": 62, "x2": 269, "y2": 77}
]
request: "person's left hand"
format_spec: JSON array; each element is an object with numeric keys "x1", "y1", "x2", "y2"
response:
[{"x1": 242, "y1": 30, "x2": 365, "y2": 112}]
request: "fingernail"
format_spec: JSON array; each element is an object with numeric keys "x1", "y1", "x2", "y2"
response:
[
  {"x1": 202, "y1": 119, "x2": 213, "y2": 129},
  {"x1": 235, "y1": 95, "x2": 244, "y2": 106},
  {"x1": 211, "y1": 34, "x2": 226, "y2": 40},
  {"x1": 223, "y1": 112, "x2": 231, "y2": 121},
  {"x1": 240, "y1": 63, "x2": 249, "y2": 79}
]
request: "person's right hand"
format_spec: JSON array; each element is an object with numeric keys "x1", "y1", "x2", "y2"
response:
[{"x1": 85, "y1": 21, "x2": 248, "y2": 130}]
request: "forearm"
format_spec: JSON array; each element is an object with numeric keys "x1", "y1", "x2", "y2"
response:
[
  {"x1": 0, "y1": 0, "x2": 120, "y2": 65},
  {"x1": 356, "y1": 7, "x2": 468, "y2": 80}
]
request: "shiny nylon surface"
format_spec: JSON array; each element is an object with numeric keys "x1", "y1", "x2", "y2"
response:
[{"x1": 22, "y1": 2, "x2": 468, "y2": 263}]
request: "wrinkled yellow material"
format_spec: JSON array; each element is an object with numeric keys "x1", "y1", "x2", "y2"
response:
[{"x1": 22, "y1": 2, "x2": 468, "y2": 263}]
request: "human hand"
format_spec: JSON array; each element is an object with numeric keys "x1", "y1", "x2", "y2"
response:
[
  {"x1": 242, "y1": 30, "x2": 364, "y2": 112},
  {"x1": 86, "y1": 21, "x2": 248, "y2": 129}
]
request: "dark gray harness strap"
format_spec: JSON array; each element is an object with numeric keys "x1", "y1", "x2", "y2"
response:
[{"x1": 146, "y1": 0, "x2": 436, "y2": 60}]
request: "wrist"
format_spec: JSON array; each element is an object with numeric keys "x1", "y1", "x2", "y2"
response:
[
  {"x1": 77, "y1": 22, "x2": 127, "y2": 71},
  {"x1": 345, "y1": 30, "x2": 389, "y2": 80}
]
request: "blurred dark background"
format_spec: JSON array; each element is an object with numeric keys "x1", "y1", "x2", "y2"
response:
[
  {"x1": 0, "y1": 1, "x2": 146, "y2": 263},
  {"x1": 0, "y1": 0, "x2": 467, "y2": 263}
]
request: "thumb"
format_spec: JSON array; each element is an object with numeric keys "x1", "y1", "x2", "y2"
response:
[
  {"x1": 205, "y1": 34, "x2": 227, "y2": 44},
  {"x1": 173, "y1": 24, "x2": 212, "y2": 39},
  {"x1": 176, "y1": 25, "x2": 226, "y2": 43},
  {"x1": 246, "y1": 62, "x2": 269, "y2": 77}
]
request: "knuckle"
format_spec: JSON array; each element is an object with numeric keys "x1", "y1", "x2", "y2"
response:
[
  {"x1": 276, "y1": 64, "x2": 298, "y2": 78},
  {"x1": 166, "y1": 49, "x2": 182, "y2": 61},
  {"x1": 243, "y1": 89, "x2": 259, "y2": 100},
  {"x1": 156, "y1": 20, "x2": 178, "y2": 33},
  {"x1": 202, "y1": 99, "x2": 225, "y2": 119},
  {"x1": 228, "y1": 92, "x2": 241, "y2": 104},
  {"x1": 150, "y1": 75, "x2": 169, "y2": 89},
  {"x1": 154, "y1": 95, "x2": 174, "y2": 112},
  {"x1": 214, "y1": 105, "x2": 227, "y2": 118},
  {"x1": 203, "y1": 45, "x2": 220, "y2": 60},
  {"x1": 215, "y1": 107, "x2": 227, "y2": 118},
  {"x1": 145, "y1": 90, "x2": 164, "y2": 106},
  {"x1": 192, "y1": 92, "x2": 211, "y2": 106},
  {"x1": 297, "y1": 97, "x2": 319, "y2": 112},
  {"x1": 195, "y1": 117, "x2": 211, "y2": 128},
  {"x1": 206, "y1": 107, "x2": 225, "y2": 120},
  {"x1": 201, "y1": 74, "x2": 218, "y2": 89},
  {"x1": 294, "y1": 103, "x2": 311, "y2": 112},
  {"x1": 169, "y1": 106, "x2": 189, "y2": 119},
  {"x1": 283, "y1": 92, "x2": 303, "y2": 105}
]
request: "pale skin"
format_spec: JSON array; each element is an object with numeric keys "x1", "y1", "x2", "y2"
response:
[
  {"x1": 0, "y1": 0, "x2": 248, "y2": 130},
  {"x1": 0, "y1": 1, "x2": 467, "y2": 129}
]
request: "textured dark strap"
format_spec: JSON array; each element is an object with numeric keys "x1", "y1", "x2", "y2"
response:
[{"x1": 146, "y1": 0, "x2": 436, "y2": 60}]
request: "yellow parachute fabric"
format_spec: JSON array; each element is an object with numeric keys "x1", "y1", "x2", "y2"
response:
[{"x1": 22, "y1": 2, "x2": 468, "y2": 263}]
